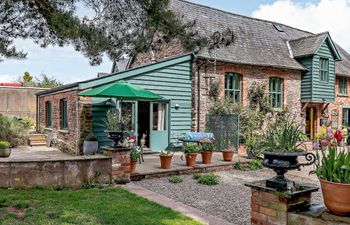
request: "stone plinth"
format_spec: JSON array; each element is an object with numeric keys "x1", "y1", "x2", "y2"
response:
[
  {"x1": 245, "y1": 180, "x2": 318, "y2": 225},
  {"x1": 102, "y1": 146, "x2": 131, "y2": 184}
]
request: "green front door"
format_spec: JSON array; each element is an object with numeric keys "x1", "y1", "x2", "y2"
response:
[{"x1": 150, "y1": 102, "x2": 169, "y2": 151}]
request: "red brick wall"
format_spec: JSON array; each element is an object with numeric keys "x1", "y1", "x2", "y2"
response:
[
  {"x1": 328, "y1": 75, "x2": 350, "y2": 129},
  {"x1": 192, "y1": 61, "x2": 303, "y2": 131},
  {"x1": 38, "y1": 90, "x2": 93, "y2": 155}
]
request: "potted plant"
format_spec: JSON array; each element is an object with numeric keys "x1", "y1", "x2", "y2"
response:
[
  {"x1": 0, "y1": 140, "x2": 11, "y2": 158},
  {"x1": 130, "y1": 146, "x2": 140, "y2": 173},
  {"x1": 83, "y1": 134, "x2": 98, "y2": 155},
  {"x1": 200, "y1": 138, "x2": 215, "y2": 164},
  {"x1": 183, "y1": 144, "x2": 200, "y2": 167},
  {"x1": 313, "y1": 125, "x2": 350, "y2": 216},
  {"x1": 222, "y1": 149, "x2": 234, "y2": 162},
  {"x1": 159, "y1": 150, "x2": 174, "y2": 169},
  {"x1": 259, "y1": 112, "x2": 315, "y2": 191},
  {"x1": 104, "y1": 110, "x2": 130, "y2": 148}
]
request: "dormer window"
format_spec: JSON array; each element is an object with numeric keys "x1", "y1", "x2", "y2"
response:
[
  {"x1": 320, "y1": 58, "x2": 329, "y2": 82},
  {"x1": 339, "y1": 76, "x2": 348, "y2": 95}
]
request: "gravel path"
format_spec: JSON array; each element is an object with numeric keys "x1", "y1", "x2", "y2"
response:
[{"x1": 135, "y1": 169, "x2": 322, "y2": 225}]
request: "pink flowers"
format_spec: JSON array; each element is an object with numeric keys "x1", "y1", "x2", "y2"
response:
[{"x1": 320, "y1": 140, "x2": 328, "y2": 147}]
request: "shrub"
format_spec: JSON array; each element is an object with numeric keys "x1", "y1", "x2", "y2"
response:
[
  {"x1": 209, "y1": 98, "x2": 241, "y2": 116},
  {"x1": 0, "y1": 114, "x2": 29, "y2": 147},
  {"x1": 197, "y1": 173, "x2": 219, "y2": 185},
  {"x1": 85, "y1": 133, "x2": 98, "y2": 141},
  {"x1": 0, "y1": 141, "x2": 10, "y2": 149},
  {"x1": 192, "y1": 173, "x2": 202, "y2": 180},
  {"x1": 248, "y1": 160, "x2": 264, "y2": 170},
  {"x1": 234, "y1": 161, "x2": 245, "y2": 170},
  {"x1": 169, "y1": 176, "x2": 183, "y2": 184}
]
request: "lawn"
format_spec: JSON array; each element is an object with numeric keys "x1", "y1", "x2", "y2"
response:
[{"x1": 0, "y1": 187, "x2": 202, "y2": 225}]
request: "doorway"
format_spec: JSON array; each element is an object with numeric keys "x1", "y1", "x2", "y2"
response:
[
  {"x1": 306, "y1": 107, "x2": 317, "y2": 140},
  {"x1": 138, "y1": 101, "x2": 150, "y2": 148}
]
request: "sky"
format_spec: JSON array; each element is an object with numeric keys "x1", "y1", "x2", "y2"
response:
[{"x1": 1, "y1": 0, "x2": 349, "y2": 84}]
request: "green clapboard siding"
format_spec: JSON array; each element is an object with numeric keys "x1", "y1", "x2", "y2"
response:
[
  {"x1": 91, "y1": 98, "x2": 115, "y2": 147},
  {"x1": 85, "y1": 54, "x2": 193, "y2": 147},
  {"x1": 298, "y1": 39, "x2": 336, "y2": 103}
]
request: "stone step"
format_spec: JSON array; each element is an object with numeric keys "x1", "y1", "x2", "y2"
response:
[{"x1": 30, "y1": 141, "x2": 47, "y2": 146}]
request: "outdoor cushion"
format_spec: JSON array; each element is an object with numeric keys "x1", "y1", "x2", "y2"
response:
[{"x1": 184, "y1": 132, "x2": 214, "y2": 141}]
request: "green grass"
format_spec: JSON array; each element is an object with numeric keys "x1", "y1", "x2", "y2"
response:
[{"x1": 0, "y1": 187, "x2": 202, "y2": 225}]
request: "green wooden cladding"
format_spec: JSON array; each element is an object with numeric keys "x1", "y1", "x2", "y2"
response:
[
  {"x1": 299, "y1": 39, "x2": 336, "y2": 103},
  {"x1": 85, "y1": 54, "x2": 193, "y2": 146}
]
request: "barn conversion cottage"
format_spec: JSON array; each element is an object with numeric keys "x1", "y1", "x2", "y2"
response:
[{"x1": 36, "y1": 0, "x2": 350, "y2": 155}]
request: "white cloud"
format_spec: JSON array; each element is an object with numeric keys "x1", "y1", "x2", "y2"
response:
[
  {"x1": 0, "y1": 74, "x2": 18, "y2": 83},
  {"x1": 252, "y1": 0, "x2": 350, "y2": 52}
]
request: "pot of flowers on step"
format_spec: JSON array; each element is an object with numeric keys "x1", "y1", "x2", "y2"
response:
[
  {"x1": 83, "y1": 134, "x2": 98, "y2": 155},
  {"x1": 259, "y1": 112, "x2": 315, "y2": 191},
  {"x1": 0, "y1": 140, "x2": 11, "y2": 158},
  {"x1": 130, "y1": 146, "x2": 141, "y2": 173},
  {"x1": 200, "y1": 138, "x2": 215, "y2": 164},
  {"x1": 183, "y1": 144, "x2": 200, "y2": 167},
  {"x1": 313, "y1": 125, "x2": 350, "y2": 216},
  {"x1": 159, "y1": 150, "x2": 174, "y2": 169}
]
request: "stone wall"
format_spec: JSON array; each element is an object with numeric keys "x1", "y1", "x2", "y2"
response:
[
  {"x1": 38, "y1": 90, "x2": 93, "y2": 155},
  {"x1": 328, "y1": 75, "x2": 350, "y2": 129},
  {"x1": 0, "y1": 156, "x2": 111, "y2": 189},
  {"x1": 0, "y1": 86, "x2": 48, "y2": 125},
  {"x1": 192, "y1": 61, "x2": 303, "y2": 131}
]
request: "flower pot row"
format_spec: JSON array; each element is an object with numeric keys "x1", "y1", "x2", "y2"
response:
[{"x1": 129, "y1": 149, "x2": 235, "y2": 173}]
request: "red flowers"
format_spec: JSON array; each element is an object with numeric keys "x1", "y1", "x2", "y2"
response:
[{"x1": 334, "y1": 130, "x2": 343, "y2": 143}]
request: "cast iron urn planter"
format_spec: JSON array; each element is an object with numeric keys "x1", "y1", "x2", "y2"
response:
[
  {"x1": 106, "y1": 131, "x2": 126, "y2": 148},
  {"x1": 262, "y1": 151, "x2": 316, "y2": 191}
]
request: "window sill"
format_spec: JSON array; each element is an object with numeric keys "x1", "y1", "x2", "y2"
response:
[
  {"x1": 58, "y1": 129, "x2": 69, "y2": 134},
  {"x1": 337, "y1": 94, "x2": 348, "y2": 97},
  {"x1": 44, "y1": 128, "x2": 53, "y2": 131}
]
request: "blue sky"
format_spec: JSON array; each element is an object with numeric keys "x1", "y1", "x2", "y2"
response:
[{"x1": 1, "y1": 0, "x2": 349, "y2": 84}]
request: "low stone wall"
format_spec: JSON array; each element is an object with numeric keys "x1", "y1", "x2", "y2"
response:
[
  {"x1": 102, "y1": 147, "x2": 131, "y2": 184},
  {"x1": 288, "y1": 205, "x2": 350, "y2": 225},
  {"x1": 0, "y1": 156, "x2": 111, "y2": 189}
]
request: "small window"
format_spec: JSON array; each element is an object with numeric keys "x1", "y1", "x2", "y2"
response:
[
  {"x1": 339, "y1": 76, "x2": 347, "y2": 95},
  {"x1": 225, "y1": 73, "x2": 242, "y2": 103},
  {"x1": 320, "y1": 58, "x2": 329, "y2": 82},
  {"x1": 45, "y1": 101, "x2": 52, "y2": 127},
  {"x1": 343, "y1": 108, "x2": 350, "y2": 127},
  {"x1": 269, "y1": 77, "x2": 283, "y2": 109},
  {"x1": 60, "y1": 98, "x2": 68, "y2": 129}
]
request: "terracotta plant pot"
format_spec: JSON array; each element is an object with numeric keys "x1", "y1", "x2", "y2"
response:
[
  {"x1": 201, "y1": 151, "x2": 213, "y2": 164},
  {"x1": 130, "y1": 160, "x2": 138, "y2": 173},
  {"x1": 185, "y1": 153, "x2": 197, "y2": 167},
  {"x1": 222, "y1": 150, "x2": 234, "y2": 161},
  {"x1": 160, "y1": 154, "x2": 173, "y2": 169},
  {"x1": 320, "y1": 178, "x2": 350, "y2": 216}
]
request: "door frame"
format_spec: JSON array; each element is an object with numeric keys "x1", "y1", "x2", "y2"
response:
[{"x1": 149, "y1": 100, "x2": 170, "y2": 151}]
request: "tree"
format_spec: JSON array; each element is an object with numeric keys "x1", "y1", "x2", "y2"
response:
[
  {"x1": 35, "y1": 73, "x2": 63, "y2": 88},
  {"x1": 0, "y1": 0, "x2": 207, "y2": 65},
  {"x1": 23, "y1": 71, "x2": 33, "y2": 83}
]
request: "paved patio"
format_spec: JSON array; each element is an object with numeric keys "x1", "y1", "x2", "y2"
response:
[
  {"x1": 132, "y1": 152, "x2": 251, "y2": 180},
  {"x1": 0, "y1": 145, "x2": 74, "y2": 162}
]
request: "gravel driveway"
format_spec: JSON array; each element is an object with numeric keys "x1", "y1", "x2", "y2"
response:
[{"x1": 135, "y1": 169, "x2": 322, "y2": 225}]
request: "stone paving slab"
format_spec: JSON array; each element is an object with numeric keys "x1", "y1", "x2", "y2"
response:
[{"x1": 122, "y1": 183, "x2": 232, "y2": 225}]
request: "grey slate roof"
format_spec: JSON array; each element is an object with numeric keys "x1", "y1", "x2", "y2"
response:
[
  {"x1": 335, "y1": 43, "x2": 350, "y2": 77},
  {"x1": 170, "y1": 0, "x2": 350, "y2": 75},
  {"x1": 289, "y1": 32, "x2": 329, "y2": 58}
]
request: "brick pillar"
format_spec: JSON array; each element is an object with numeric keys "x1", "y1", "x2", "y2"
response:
[
  {"x1": 246, "y1": 181, "x2": 318, "y2": 225},
  {"x1": 102, "y1": 147, "x2": 131, "y2": 184}
]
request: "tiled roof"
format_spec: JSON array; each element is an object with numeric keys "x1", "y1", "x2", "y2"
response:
[
  {"x1": 289, "y1": 33, "x2": 329, "y2": 58},
  {"x1": 170, "y1": 0, "x2": 350, "y2": 75}
]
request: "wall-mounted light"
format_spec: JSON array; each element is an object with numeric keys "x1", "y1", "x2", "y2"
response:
[{"x1": 175, "y1": 104, "x2": 180, "y2": 110}]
